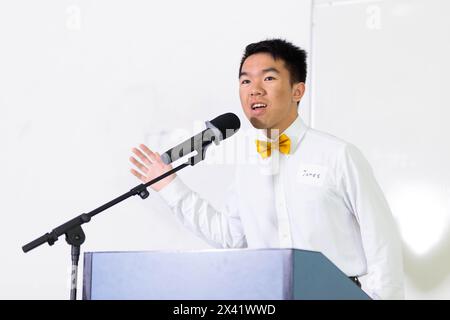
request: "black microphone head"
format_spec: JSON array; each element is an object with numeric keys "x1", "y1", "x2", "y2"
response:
[{"x1": 208, "y1": 113, "x2": 241, "y2": 138}]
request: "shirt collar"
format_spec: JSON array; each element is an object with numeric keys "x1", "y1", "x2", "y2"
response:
[{"x1": 255, "y1": 115, "x2": 309, "y2": 154}]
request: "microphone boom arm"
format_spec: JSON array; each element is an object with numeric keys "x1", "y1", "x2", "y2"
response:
[{"x1": 22, "y1": 158, "x2": 192, "y2": 300}]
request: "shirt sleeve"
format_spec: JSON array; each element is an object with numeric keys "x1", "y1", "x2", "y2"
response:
[
  {"x1": 157, "y1": 176, "x2": 247, "y2": 249},
  {"x1": 339, "y1": 143, "x2": 405, "y2": 300}
]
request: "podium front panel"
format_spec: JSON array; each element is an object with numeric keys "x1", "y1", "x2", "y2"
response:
[{"x1": 83, "y1": 249, "x2": 292, "y2": 300}]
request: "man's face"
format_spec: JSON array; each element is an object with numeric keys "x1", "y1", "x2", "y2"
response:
[{"x1": 239, "y1": 53, "x2": 304, "y2": 135}]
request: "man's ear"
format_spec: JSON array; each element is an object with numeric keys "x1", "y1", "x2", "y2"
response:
[{"x1": 292, "y1": 82, "x2": 306, "y2": 103}]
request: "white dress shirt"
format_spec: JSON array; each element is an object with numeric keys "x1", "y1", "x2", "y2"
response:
[{"x1": 158, "y1": 115, "x2": 404, "y2": 300}]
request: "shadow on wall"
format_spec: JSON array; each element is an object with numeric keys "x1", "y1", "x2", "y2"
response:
[{"x1": 404, "y1": 226, "x2": 450, "y2": 292}]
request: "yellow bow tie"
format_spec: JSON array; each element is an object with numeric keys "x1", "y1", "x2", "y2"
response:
[{"x1": 256, "y1": 133, "x2": 291, "y2": 159}]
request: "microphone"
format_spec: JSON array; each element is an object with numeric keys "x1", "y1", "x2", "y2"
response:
[{"x1": 160, "y1": 112, "x2": 241, "y2": 165}]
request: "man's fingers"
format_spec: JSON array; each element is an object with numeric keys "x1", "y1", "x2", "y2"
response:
[
  {"x1": 132, "y1": 147, "x2": 152, "y2": 166},
  {"x1": 129, "y1": 156, "x2": 149, "y2": 174},
  {"x1": 140, "y1": 144, "x2": 158, "y2": 162},
  {"x1": 130, "y1": 169, "x2": 146, "y2": 183}
]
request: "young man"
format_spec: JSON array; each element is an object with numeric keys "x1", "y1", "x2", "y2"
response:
[{"x1": 129, "y1": 39, "x2": 404, "y2": 300}]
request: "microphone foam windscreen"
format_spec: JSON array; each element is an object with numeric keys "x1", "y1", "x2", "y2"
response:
[{"x1": 209, "y1": 113, "x2": 241, "y2": 138}]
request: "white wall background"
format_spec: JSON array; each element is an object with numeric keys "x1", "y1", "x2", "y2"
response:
[{"x1": 0, "y1": 0, "x2": 448, "y2": 299}]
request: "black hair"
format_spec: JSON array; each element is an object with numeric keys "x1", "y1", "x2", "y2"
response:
[{"x1": 239, "y1": 38, "x2": 307, "y2": 85}]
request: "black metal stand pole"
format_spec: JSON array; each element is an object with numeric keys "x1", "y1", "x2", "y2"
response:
[{"x1": 70, "y1": 245, "x2": 80, "y2": 300}]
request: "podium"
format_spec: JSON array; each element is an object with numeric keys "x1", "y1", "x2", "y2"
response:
[{"x1": 83, "y1": 248, "x2": 370, "y2": 300}]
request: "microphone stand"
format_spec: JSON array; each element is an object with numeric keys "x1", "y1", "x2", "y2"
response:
[{"x1": 22, "y1": 156, "x2": 198, "y2": 300}]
